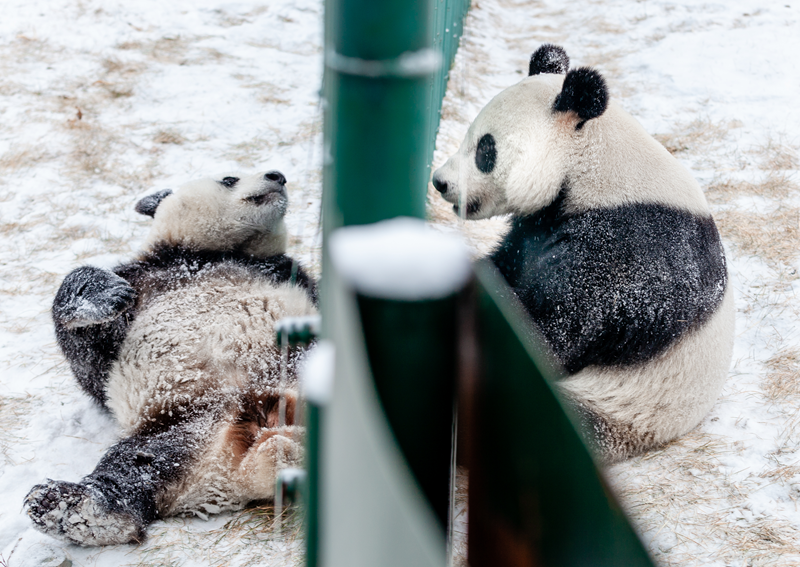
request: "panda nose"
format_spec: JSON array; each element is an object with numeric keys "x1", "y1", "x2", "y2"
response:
[
  {"x1": 264, "y1": 171, "x2": 287, "y2": 186},
  {"x1": 432, "y1": 176, "x2": 448, "y2": 195}
]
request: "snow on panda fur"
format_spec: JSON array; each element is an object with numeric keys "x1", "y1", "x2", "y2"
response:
[
  {"x1": 24, "y1": 171, "x2": 317, "y2": 546},
  {"x1": 432, "y1": 44, "x2": 735, "y2": 461}
]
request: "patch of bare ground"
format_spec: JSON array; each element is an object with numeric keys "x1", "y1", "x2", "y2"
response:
[
  {"x1": 226, "y1": 120, "x2": 320, "y2": 168},
  {"x1": 117, "y1": 36, "x2": 194, "y2": 65},
  {"x1": 0, "y1": 146, "x2": 53, "y2": 173},
  {"x1": 153, "y1": 129, "x2": 186, "y2": 145}
]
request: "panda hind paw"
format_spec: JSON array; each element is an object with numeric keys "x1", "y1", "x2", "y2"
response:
[{"x1": 24, "y1": 480, "x2": 144, "y2": 546}]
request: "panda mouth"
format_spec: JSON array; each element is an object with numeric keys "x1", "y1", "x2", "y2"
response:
[
  {"x1": 453, "y1": 200, "x2": 481, "y2": 217},
  {"x1": 245, "y1": 189, "x2": 285, "y2": 206}
]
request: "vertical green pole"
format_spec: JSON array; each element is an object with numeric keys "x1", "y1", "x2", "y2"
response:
[
  {"x1": 315, "y1": 1, "x2": 440, "y2": 566},
  {"x1": 322, "y1": 0, "x2": 434, "y2": 233}
]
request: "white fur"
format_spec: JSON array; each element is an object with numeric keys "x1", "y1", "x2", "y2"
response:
[
  {"x1": 107, "y1": 272, "x2": 315, "y2": 432},
  {"x1": 560, "y1": 287, "x2": 735, "y2": 460},
  {"x1": 145, "y1": 172, "x2": 288, "y2": 256},
  {"x1": 433, "y1": 73, "x2": 711, "y2": 218},
  {"x1": 433, "y1": 67, "x2": 735, "y2": 458}
]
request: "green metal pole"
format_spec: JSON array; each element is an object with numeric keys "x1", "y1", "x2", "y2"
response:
[
  {"x1": 355, "y1": 295, "x2": 457, "y2": 531},
  {"x1": 322, "y1": 0, "x2": 434, "y2": 232},
  {"x1": 316, "y1": 1, "x2": 442, "y2": 565}
]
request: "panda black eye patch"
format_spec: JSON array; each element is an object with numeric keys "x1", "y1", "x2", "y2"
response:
[
  {"x1": 220, "y1": 177, "x2": 240, "y2": 188},
  {"x1": 475, "y1": 133, "x2": 497, "y2": 174}
]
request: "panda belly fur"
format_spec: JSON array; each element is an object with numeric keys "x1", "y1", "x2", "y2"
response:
[
  {"x1": 27, "y1": 262, "x2": 314, "y2": 546},
  {"x1": 491, "y1": 190, "x2": 733, "y2": 460},
  {"x1": 108, "y1": 266, "x2": 313, "y2": 433}
]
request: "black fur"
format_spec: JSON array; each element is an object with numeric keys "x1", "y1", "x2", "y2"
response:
[
  {"x1": 52, "y1": 267, "x2": 136, "y2": 406},
  {"x1": 553, "y1": 67, "x2": 608, "y2": 127},
  {"x1": 53, "y1": 247, "x2": 317, "y2": 409},
  {"x1": 475, "y1": 133, "x2": 497, "y2": 174},
  {"x1": 528, "y1": 44, "x2": 569, "y2": 76},
  {"x1": 134, "y1": 189, "x2": 173, "y2": 217},
  {"x1": 25, "y1": 410, "x2": 215, "y2": 545},
  {"x1": 491, "y1": 186, "x2": 727, "y2": 375}
]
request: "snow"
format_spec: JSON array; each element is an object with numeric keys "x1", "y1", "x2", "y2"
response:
[
  {"x1": 430, "y1": 1, "x2": 800, "y2": 565},
  {"x1": 1, "y1": 0, "x2": 799, "y2": 565},
  {"x1": 329, "y1": 217, "x2": 472, "y2": 300},
  {"x1": 301, "y1": 340, "x2": 335, "y2": 406}
]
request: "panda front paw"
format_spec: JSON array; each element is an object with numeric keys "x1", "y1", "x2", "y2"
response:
[
  {"x1": 24, "y1": 480, "x2": 145, "y2": 546},
  {"x1": 53, "y1": 266, "x2": 136, "y2": 329}
]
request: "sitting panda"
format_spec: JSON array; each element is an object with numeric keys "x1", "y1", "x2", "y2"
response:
[
  {"x1": 432, "y1": 44, "x2": 735, "y2": 461},
  {"x1": 24, "y1": 171, "x2": 317, "y2": 545}
]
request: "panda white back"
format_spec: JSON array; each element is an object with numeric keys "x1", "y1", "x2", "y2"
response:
[{"x1": 432, "y1": 44, "x2": 734, "y2": 461}]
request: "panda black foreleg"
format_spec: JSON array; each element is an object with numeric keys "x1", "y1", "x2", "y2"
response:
[
  {"x1": 52, "y1": 266, "x2": 136, "y2": 407},
  {"x1": 24, "y1": 413, "x2": 206, "y2": 546}
]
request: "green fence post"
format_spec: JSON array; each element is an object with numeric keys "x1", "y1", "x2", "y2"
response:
[{"x1": 464, "y1": 262, "x2": 656, "y2": 567}]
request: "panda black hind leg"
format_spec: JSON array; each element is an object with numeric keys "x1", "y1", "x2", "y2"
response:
[
  {"x1": 24, "y1": 412, "x2": 207, "y2": 546},
  {"x1": 52, "y1": 266, "x2": 136, "y2": 407}
]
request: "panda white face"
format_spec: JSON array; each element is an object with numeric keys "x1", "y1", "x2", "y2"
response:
[
  {"x1": 432, "y1": 44, "x2": 612, "y2": 220},
  {"x1": 433, "y1": 74, "x2": 576, "y2": 220},
  {"x1": 139, "y1": 171, "x2": 289, "y2": 258}
]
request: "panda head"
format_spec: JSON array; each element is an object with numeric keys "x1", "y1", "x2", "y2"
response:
[
  {"x1": 432, "y1": 44, "x2": 608, "y2": 219},
  {"x1": 135, "y1": 171, "x2": 289, "y2": 258}
]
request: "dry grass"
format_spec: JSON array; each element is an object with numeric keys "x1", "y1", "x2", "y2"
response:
[
  {"x1": 706, "y1": 173, "x2": 798, "y2": 205},
  {"x1": 0, "y1": 395, "x2": 32, "y2": 465},
  {"x1": 154, "y1": 129, "x2": 186, "y2": 145},
  {"x1": 750, "y1": 139, "x2": 800, "y2": 171},
  {"x1": 655, "y1": 118, "x2": 743, "y2": 155},
  {"x1": 714, "y1": 206, "x2": 800, "y2": 268},
  {"x1": 763, "y1": 350, "x2": 800, "y2": 404},
  {"x1": 0, "y1": 146, "x2": 52, "y2": 173},
  {"x1": 614, "y1": 430, "x2": 800, "y2": 566}
]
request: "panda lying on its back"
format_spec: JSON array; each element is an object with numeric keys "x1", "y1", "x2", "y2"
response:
[
  {"x1": 24, "y1": 171, "x2": 317, "y2": 546},
  {"x1": 433, "y1": 45, "x2": 735, "y2": 461}
]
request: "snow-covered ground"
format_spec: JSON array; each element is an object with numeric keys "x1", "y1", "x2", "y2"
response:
[
  {"x1": 432, "y1": 2, "x2": 800, "y2": 565},
  {"x1": 0, "y1": 1, "x2": 321, "y2": 565},
  {"x1": 1, "y1": 0, "x2": 799, "y2": 566}
]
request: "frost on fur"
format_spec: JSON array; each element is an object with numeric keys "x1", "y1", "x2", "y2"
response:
[
  {"x1": 433, "y1": 46, "x2": 734, "y2": 461},
  {"x1": 31, "y1": 171, "x2": 318, "y2": 545},
  {"x1": 24, "y1": 481, "x2": 145, "y2": 546}
]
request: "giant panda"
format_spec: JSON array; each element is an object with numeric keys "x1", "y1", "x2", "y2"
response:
[
  {"x1": 24, "y1": 171, "x2": 317, "y2": 545},
  {"x1": 432, "y1": 44, "x2": 735, "y2": 461}
]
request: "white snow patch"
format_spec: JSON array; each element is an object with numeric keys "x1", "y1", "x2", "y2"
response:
[
  {"x1": 329, "y1": 217, "x2": 472, "y2": 300},
  {"x1": 301, "y1": 340, "x2": 335, "y2": 406}
]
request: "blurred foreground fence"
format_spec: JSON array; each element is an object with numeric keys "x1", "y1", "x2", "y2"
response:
[{"x1": 299, "y1": 0, "x2": 658, "y2": 565}]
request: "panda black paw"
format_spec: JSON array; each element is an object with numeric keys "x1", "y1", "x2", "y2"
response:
[
  {"x1": 24, "y1": 480, "x2": 145, "y2": 546},
  {"x1": 53, "y1": 266, "x2": 136, "y2": 329}
]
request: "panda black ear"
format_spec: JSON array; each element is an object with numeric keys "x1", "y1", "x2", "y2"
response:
[
  {"x1": 528, "y1": 44, "x2": 569, "y2": 76},
  {"x1": 134, "y1": 189, "x2": 173, "y2": 217},
  {"x1": 553, "y1": 67, "x2": 608, "y2": 127}
]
